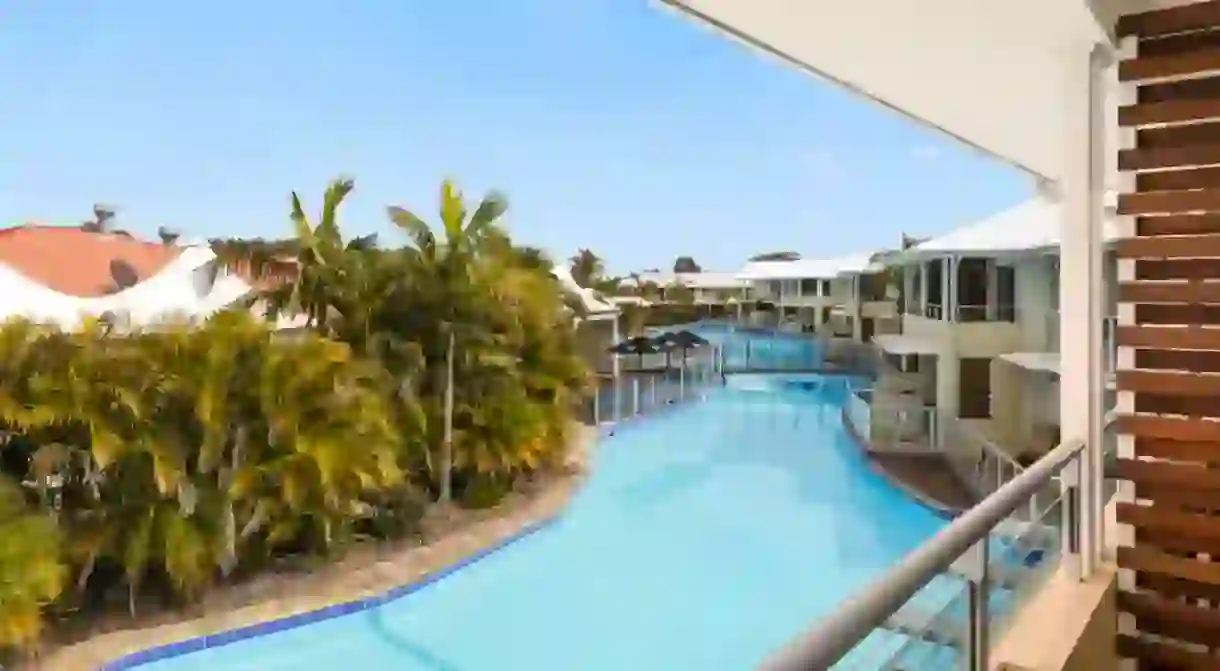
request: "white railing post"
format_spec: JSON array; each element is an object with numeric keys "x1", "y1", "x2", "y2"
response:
[
  {"x1": 680, "y1": 365, "x2": 686, "y2": 400},
  {"x1": 632, "y1": 378, "x2": 640, "y2": 416},
  {"x1": 650, "y1": 375, "x2": 657, "y2": 408},
  {"x1": 962, "y1": 539, "x2": 990, "y2": 671}
]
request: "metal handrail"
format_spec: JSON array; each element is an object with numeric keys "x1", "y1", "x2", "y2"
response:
[{"x1": 758, "y1": 437, "x2": 1085, "y2": 671}]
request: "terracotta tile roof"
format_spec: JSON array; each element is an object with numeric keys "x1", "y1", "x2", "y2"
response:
[{"x1": 0, "y1": 225, "x2": 183, "y2": 297}]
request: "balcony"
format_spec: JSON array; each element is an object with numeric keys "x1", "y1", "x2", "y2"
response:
[{"x1": 760, "y1": 438, "x2": 1108, "y2": 671}]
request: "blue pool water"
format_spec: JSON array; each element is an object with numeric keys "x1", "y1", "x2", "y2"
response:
[
  {"x1": 683, "y1": 322, "x2": 821, "y2": 370},
  {"x1": 126, "y1": 378, "x2": 945, "y2": 670}
]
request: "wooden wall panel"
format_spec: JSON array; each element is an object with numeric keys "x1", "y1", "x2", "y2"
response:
[{"x1": 1116, "y1": 2, "x2": 1220, "y2": 666}]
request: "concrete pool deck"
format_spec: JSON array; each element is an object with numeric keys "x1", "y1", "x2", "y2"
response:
[{"x1": 25, "y1": 425, "x2": 598, "y2": 671}]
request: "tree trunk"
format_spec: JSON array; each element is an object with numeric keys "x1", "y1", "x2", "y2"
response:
[{"x1": 440, "y1": 329, "x2": 455, "y2": 503}]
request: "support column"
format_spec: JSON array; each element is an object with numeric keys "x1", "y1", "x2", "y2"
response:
[
  {"x1": 903, "y1": 264, "x2": 913, "y2": 316},
  {"x1": 948, "y1": 257, "x2": 958, "y2": 321},
  {"x1": 919, "y1": 262, "x2": 929, "y2": 316},
  {"x1": 1059, "y1": 40, "x2": 1106, "y2": 581},
  {"x1": 940, "y1": 258, "x2": 951, "y2": 321}
]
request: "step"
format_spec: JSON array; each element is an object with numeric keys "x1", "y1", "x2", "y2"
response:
[
  {"x1": 833, "y1": 628, "x2": 959, "y2": 670},
  {"x1": 882, "y1": 634, "x2": 961, "y2": 670}
]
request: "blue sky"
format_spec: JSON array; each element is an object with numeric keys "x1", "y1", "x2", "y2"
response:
[{"x1": 0, "y1": 0, "x2": 1031, "y2": 274}]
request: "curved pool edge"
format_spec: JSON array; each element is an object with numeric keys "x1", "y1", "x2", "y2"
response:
[
  {"x1": 97, "y1": 420, "x2": 628, "y2": 671},
  {"x1": 838, "y1": 405, "x2": 960, "y2": 521},
  {"x1": 102, "y1": 516, "x2": 562, "y2": 670}
]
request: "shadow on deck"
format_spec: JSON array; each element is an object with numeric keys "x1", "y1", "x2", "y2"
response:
[
  {"x1": 865, "y1": 451, "x2": 978, "y2": 517},
  {"x1": 839, "y1": 408, "x2": 977, "y2": 517}
]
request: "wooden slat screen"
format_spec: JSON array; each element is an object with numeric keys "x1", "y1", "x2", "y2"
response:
[{"x1": 1117, "y1": 2, "x2": 1220, "y2": 667}]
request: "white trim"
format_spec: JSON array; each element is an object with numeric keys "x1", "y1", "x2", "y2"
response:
[
  {"x1": 872, "y1": 333, "x2": 944, "y2": 356},
  {"x1": 1000, "y1": 352, "x2": 1060, "y2": 375}
]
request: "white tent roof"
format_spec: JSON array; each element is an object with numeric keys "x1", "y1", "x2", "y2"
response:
[
  {"x1": 738, "y1": 252, "x2": 875, "y2": 280},
  {"x1": 658, "y1": 0, "x2": 1157, "y2": 185},
  {"x1": 900, "y1": 197, "x2": 1120, "y2": 260},
  {"x1": 0, "y1": 244, "x2": 297, "y2": 331}
]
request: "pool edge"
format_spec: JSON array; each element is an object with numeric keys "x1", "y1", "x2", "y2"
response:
[
  {"x1": 100, "y1": 510, "x2": 564, "y2": 668},
  {"x1": 838, "y1": 406, "x2": 961, "y2": 521}
]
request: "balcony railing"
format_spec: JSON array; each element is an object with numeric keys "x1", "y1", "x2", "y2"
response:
[
  {"x1": 955, "y1": 303, "x2": 1017, "y2": 323},
  {"x1": 582, "y1": 350, "x2": 720, "y2": 427},
  {"x1": 760, "y1": 438, "x2": 1083, "y2": 671}
]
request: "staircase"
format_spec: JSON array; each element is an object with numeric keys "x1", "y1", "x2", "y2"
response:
[{"x1": 831, "y1": 520, "x2": 1060, "y2": 669}]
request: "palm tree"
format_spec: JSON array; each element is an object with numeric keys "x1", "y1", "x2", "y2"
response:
[
  {"x1": 223, "y1": 179, "x2": 380, "y2": 339},
  {"x1": 388, "y1": 180, "x2": 507, "y2": 503},
  {"x1": 0, "y1": 477, "x2": 64, "y2": 651},
  {"x1": 569, "y1": 248, "x2": 604, "y2": 288}
]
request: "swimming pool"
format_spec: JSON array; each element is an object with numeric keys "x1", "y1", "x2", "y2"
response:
[
  {"x1": 682, "y1": 322, "x2": 822, "y2": 371},
  {"x1": 116, "y1": 378, "x2": 945, "y2": 670}
]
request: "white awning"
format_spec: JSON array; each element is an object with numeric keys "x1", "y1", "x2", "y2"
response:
[
  {"x1": 659, "y1": 0, "x2": 1130, "y2": 184},
  {"x1": 1000, "y1": 352, "x2": 1061, "y2": 375},
  {"x1": 872, "y1": 334, "x2": 943, "y2": 356}
]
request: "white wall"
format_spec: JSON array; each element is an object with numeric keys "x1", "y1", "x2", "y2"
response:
[{"x1": 1015, "y1": 254, "x2": 1058, "y2": 352}]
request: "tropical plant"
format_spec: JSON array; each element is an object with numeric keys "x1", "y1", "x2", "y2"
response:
[
  {"x1": 0, "y1": 477, "x2": 64, "y2": 651},
  {"x1": 0, "y1": 175, "x2": 590, "y2": 653},
  {"x1": 568, "y1": 248, "x2": 603, "y2": 288},
  {"x1": 387, "y1": 181, "x2": 508, "y2": 502},
  {"x1": 672, "y1": 256, "x2": 701, "y2": 273},
  {"x1": 749, "y1": 250, "x2": 800, "y2": 262}
]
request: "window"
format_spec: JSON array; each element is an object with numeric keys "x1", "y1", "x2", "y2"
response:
[
  {"x1": 958, "y1": 358, "x2": 993, "y2": 419},
  {"x1": 821, "y1": 279, "x2": 833, "y2": 296},
  {"x1": 996, "y1": 264, "x2": 1016, "y2": 322},
  {"x1": 799, "y1": 278, "x2": 819, "y2": 295}
]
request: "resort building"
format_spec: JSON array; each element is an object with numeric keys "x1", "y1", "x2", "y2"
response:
[
  {"x1": 621, "y1": 270, "x2": 751, "y2": 304},
  {"x1": 660, "y1": 0, "x2": 1206, "y2": 669},
  {"x1": 871, "y1": 198, "x2": 1118, "y2": 462},
  {"x1": 831, "y1": 256, "x2": 902, "y2": 342},
  {"x1": 736, "y1": 253, "x2": 875, "y2": 332}
]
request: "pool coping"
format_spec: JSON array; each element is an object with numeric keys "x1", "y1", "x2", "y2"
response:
[{"x1": 100, "y1": 516, "x2": 560, "y2": 669}]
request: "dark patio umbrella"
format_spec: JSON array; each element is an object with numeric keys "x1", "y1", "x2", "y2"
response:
[
  {"x1": 608, "y1": 336, "x2": 663, "y2": 368},
  {"x1": 654, "y1": 330, "x2": 709, "y2": 366},
  {"x1": 667, "y1": 330, "x2": 710, "y2": 349}
]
